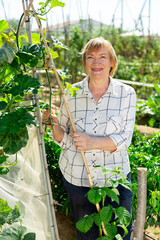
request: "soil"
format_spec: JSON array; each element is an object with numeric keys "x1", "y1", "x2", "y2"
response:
[{"x1": 55, "y1": 209, "x2": 160, "y2": 240}]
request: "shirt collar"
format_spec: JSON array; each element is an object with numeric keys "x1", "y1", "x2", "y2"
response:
[{"x1": 82, "y1": 76, "x2": 119, "y2": 96}]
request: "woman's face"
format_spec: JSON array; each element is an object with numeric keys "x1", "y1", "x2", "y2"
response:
[{"x1": 85, "y1": 46, "x2": 113, "y2": 81}]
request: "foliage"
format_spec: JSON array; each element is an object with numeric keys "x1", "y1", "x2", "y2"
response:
[
  {"x1": 76, "y1": 167, "x2": 131, "y2": 240},
  {"x1": 0, "y1": 199, "x2": 36, "y2": 240},
  {"x1": 136, "y1": 84, "x2": 160, "y2": 128},
  {"x1": 44, "y1": 128, "x2": 70, "y2": 214},
  {"x1": 128, "y1": 128, "x2": 160, "y2": 228}
]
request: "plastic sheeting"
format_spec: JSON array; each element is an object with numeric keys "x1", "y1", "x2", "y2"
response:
[{"x1": 0, "y1": 126, "x2": 52, "y2": 240}]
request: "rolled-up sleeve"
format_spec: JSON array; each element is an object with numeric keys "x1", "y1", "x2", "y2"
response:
[{"x1": 109, "y1": 89, "x2": 136, "y2": 152}]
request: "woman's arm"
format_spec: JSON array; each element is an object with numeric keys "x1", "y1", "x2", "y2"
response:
[
  {"x1": 73, "y1": 132, "x2": 117, "y2": 152},
  {"x1": 42, "y1": 109, "x2": 64, "y2": 143}
]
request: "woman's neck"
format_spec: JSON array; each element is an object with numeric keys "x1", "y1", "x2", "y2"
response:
[{"x1": 88, "y1": 76, "x2": 110, "y2": 102}]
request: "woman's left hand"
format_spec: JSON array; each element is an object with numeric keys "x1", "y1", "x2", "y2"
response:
[{"x1": 72, "y1": 131, "x2": 92, "y2": 151}]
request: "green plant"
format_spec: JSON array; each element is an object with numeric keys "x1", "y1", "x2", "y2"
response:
[
  {"x1": 0, "y1": 199, "x2": 35, "y2": 240},
  {"x1": 76, "y1": 167, "x2": 131, "y2": 240},
  {"x1": 136, "y1": 84, "x2": 160, "y2": 127},
  {"x1": 44, "y1": 127, "x2": 70, "y2": 214},
  {"x1": 128, "y1": 129, "x2": 160, "y2": 229}
]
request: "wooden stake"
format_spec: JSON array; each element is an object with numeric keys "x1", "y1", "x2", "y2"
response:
[{"x1": 133, "y1": 168, "x2": 147, "y2": 240}]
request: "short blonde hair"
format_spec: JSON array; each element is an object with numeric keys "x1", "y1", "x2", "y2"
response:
[{"x1": 82, "y1": 37, "x2": 118, "y2": 77}]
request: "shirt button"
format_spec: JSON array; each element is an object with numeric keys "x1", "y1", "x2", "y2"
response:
[
  {"x1": 93, "y1": 153, "x2": 95, "y2": 156},
  {"x1": 94, "y1": 131, "x2": 96, "y2": 133},
  {"x1": 95, "y1": 118, "x2": 97, "y2": 121}
]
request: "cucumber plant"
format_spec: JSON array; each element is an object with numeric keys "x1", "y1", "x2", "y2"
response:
[{"x1": 76, "y1": 167, "x2": 132, "y2": 240}]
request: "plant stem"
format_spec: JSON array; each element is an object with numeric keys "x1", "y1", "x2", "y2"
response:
[{"x1": 45, "y1": 69, "x2": 54, "y2": 131}]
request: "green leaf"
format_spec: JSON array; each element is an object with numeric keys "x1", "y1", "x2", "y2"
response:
[
  {"x1": 76, "y1": 215, "x2": 93, "y2": 233},
  {"x1": 0, "y1": 127, "x2": 28, "y2": 154},
  {"x1": 0, "y1": 34, "x2": 17, "y2": 64},
  {"x1": 118, "y1": 179, "x2": 131, "y2": 191},
  {"x1": 0, "y1": 226, "x2": 26, "y2": 240},
  {"x1": 10, "y1": 73, "x2": 41, "y2": 96},
  {"x1": 49, "y1": 47, "x2": 59, "y2": 59},
  {"x1": 0, "y1": 101, "x2": 7, "y2": 110},
  {"x1": 51, "y1": 36, "x2": 68, "y2": 50},
  {"x1": 100, "y1": 205, "x2": 113, "y2": 225},
  {"x1": 115, "y1": 207, "x2": 131, "y2": 226},
  {"x1": 0, "y1": 199, "x2": 12, "y2": 226},
  {"x1": 38, "y1": 0, "x2": 65, "y2": 16},
  {"x1": 115, "y1": 233, "x2": 123, "y2": 240},
  {"x1": 102, "y1": 187, "x2": 119, "y2": 204},
  {"x1": 87, "y1": 187, "x2": 103, "y2": 204},
  {"x1": 0, "y1": 20, "x2": 9, "y2": 33},
  {"x1": 105, "y1": 225, "x2": 117, "y2": 239},
  {"x1": 92, "y1": 213, "x2": 102, "y2": 228},
  {"x1": 31, "y1": 33, "x2": 41, "y2": 44},
  {"x1": 23, "y1": 232, "x2": 36, "y2": 240},
  {"x1": 0, "y1": 167, "x2": 9, "y2": 175},
  {"x1": 6, "y1": 205, "x2": 21, "y2": 224},
  {"x1": 17, "y1": 51, "x2": 38, "y2": 67},
  {"x1": 0, "y1": 155, "x2": 9, "y2": 164}
]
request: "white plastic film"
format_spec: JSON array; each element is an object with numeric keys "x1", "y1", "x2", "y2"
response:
[{"x1": 0, "y1": 126, "x2": 52, "y2": 240}]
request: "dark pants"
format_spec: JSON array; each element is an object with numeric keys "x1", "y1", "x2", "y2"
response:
[{"x1": 63, "y1": 174, "x2": 132, "y2": 240}]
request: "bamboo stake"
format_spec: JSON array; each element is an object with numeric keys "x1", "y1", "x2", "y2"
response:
[
  {"x1": 28, "y1": 1, "x2": 107, "y2": 236},
  {"x1": 22, "y1": 1, "x2": 60, "y2": 239},
  {"x1": 18, "y1": 0, "x2": 34, "y2": 36},
  {"x1": 133, "y1": 168, "x2": 147, "y2": 240}
]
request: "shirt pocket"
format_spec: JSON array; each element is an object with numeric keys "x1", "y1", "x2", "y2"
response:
[
  {"x1": 105, "y1": 115, "x2": 122, "y2": 135},
  {"x1": 74, "y1": 117, "x2": 85, "y2": 132}
]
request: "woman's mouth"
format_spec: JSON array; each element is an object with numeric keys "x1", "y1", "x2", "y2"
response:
[{"x1": 92, "y1": 68, "x2": 103, "y2": 72}]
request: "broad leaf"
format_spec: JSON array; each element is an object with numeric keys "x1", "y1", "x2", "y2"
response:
[
  {"x1": 49, "y1": 47, "x2": 59, "y2": 59},
  {"x1": 51, "y1": 36, "x2": 68, "y2": 50},
  {"x1": 76, "y1": 215, "x2": 93, "y2": 233},
  {"x1": 92, "y1": 213, "x2": 101, "y2": 228},
  {"x1": 23, "y1": 232, "x2": 36, "y2": 240},
  {"x1": 31, "y1": 33, "x2": 41, "y2": 44},
  {"x1": 0, "y1": 155, "x2": 9, "y2": 164},
  {"x1": 87, "y1": 187, "x2": 104, "y2": 204},
  {"x1": 102, "y1": 187, "x2": 119, "y2": 204},
  {"x1": 100, "y1": 205, "x2": 113, "y2": 225},
  {"x1": 0, "y1": 127, "x2": 29, "y2": 154},
  {"x1": 38, "y1": 0, "x2": 65, "y2": 15},
  {"x1": 0, "y1": 199, "x2": 12, "y2": 226},
  {"x1": 105, "y1": 225, "x2": 117, "y2": 239},
  {"x1": 115, "y1": 207, "x2": 131, "y2": 226},
  {"x1": 0, "y1": 34, "x2": 17, "y2": 64},
  {"x1": 10, "y1": 73, "x2": 41, "y2": 96},
  {"x1": 0, "y1": 20, "x2": 9, "y2": 33},
  {"x1": 0, "y1": 226, "x2": 26, "y2": 240}
]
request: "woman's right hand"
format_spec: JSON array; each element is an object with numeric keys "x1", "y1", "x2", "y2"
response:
[{"x1": 42, "y1": 109, "x2": 59, "y2": 127}]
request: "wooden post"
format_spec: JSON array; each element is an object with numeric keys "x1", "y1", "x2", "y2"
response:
[{"x1": 133, "y1": 168, "x2": 147, "y2": 240}]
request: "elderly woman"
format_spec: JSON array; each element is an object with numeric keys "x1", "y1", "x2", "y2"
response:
[{"x1": 43, "y1": 37, "x2": 136, "y2": 240}]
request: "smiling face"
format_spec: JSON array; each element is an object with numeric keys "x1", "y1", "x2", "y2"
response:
[{"x1": 85, "y1": 46, "x2": 113, "y2": 81}]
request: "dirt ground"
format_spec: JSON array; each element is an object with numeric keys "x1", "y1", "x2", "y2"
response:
[{"x1": 55, "y1": 210, "x2": 160, "y2": 240}]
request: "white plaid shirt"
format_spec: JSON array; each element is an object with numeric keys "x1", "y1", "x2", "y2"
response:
[{"x1": 56, "y1": 76, "x2": 136, "y2": 187}]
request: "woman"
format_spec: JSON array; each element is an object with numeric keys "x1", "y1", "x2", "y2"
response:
[{"x1": 43, "y1": 37, "x2": 136, "y2": 240}]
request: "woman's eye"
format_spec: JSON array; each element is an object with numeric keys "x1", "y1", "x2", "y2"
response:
[
  {"x1": 87, "y1": 56, "x2": 92, "y2": 59},
  {"x1": 101, "y1": 56, "x2": 106, "y2": 58}
]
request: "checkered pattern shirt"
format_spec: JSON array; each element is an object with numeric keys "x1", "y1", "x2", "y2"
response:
[{"x1": 55, "y1": 76, "x2": 136, "y2": 187}]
